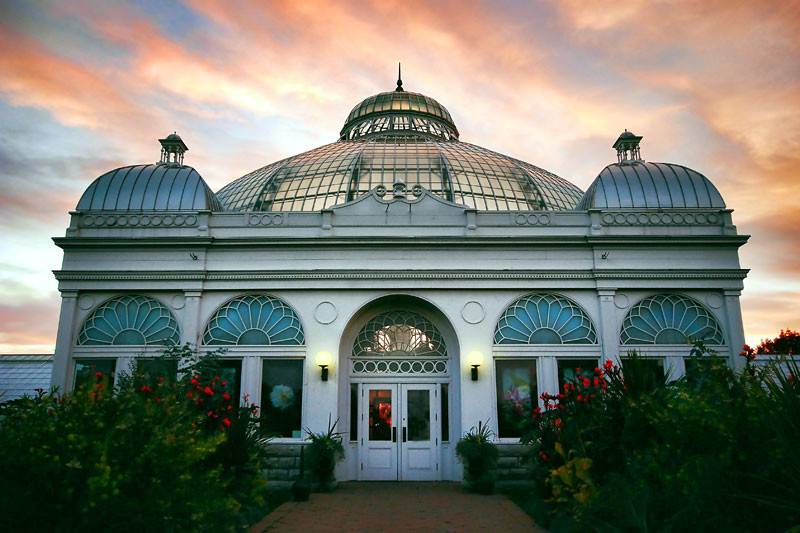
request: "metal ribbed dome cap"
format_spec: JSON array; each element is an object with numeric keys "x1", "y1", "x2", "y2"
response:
[{"x1": 217, "y1": 76, "x2": 584, "y2": 212}]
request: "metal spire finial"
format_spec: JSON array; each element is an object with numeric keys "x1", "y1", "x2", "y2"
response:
[{"x1": 396, "y1": 62, "x2": 404, "y2": 92}]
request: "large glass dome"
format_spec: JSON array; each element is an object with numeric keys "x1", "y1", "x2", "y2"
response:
[{"x1": 217, "y1": 81, "x2": 583, "y2": 212}]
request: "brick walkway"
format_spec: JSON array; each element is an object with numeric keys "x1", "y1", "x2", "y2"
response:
[{"x1": 250, "y1": 482, "x2": 543, "y2": 532}]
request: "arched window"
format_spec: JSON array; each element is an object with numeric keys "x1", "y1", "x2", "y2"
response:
[
  {"x1": 77, "y1": 295, "x2": 180, "y2": 346},
  {"x1": 202, "y1": 295, "x2": 304, "y2": 346},
  {"x1": 353, "y1": 311, "x2": 446, "y2": 357},
  {"x1": 494, "y1": 293, "x2": 597, "y2": 344},
  {"x1": 620, "y1": 294, "x2": 724, "y2": 345}
]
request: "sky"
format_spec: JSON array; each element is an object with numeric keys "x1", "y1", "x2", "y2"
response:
[{"x1": 0, "y1": 0, "x2": 798, "y2": 353}]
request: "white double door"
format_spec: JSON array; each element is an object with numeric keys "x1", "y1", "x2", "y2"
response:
[{"x1": 359, "y1": 383, "x2": 440, "y2": 481}]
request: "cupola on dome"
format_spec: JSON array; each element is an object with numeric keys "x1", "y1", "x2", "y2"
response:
[{"x1": 217, "y1": 70, "x2": 584, "y2": 212}]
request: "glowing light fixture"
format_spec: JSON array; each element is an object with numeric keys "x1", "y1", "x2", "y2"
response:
[
  {"x1": 468, "y1": 351, "x2": 483, "y2": 381},
  {"x1": 317, "y1": 351, "x2": 332, "y2": 381}
]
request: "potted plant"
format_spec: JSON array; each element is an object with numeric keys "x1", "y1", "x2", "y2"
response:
[
  {"x1": 456, "y1": 420, "x2": 499, "y2": 494},
  {"x1": 305, "y1": 415, "x2": 345, "y2": 492}
]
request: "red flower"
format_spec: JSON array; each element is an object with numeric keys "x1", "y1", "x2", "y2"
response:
[
  {"x1": 582, "y1": 377, "x2": 591, "y2": 388},
  {"x1": 577, "y1": 394, "x2": 583, "y2": 402},
  {"x1": 139, "y1": 385, "x2": 152, "y2": 393},
  {"x1": 190, "y1": 376, "x2": 199, "y2": 386},
  {"x1": 186, "y1": 391, "x2": 194, "y2": 399},
  {"x1": 94, "y1": 371, "x2": 103, "y2": 379},
  {"x1": 222, "y1": 380, "x2": 228, "y2": 386},
  {"x1": 554, "y1": 418, "x2": 562, "y2": 428},
  {"x1": 593, "y1": 377, "x2": 600, "y2": 387},
  {"x1": 538, "y1": 450, "x2": 550, "y2": 462},
  {"x1": 203, "y1": 386, "x2": 214, "y2": 396},
  {"x1": 604, "y1": 359, "x2": 614, "y2": 370},
  {"x1": 222, "y1": 392, "x2": 231, "y2": 401},
  {"x1": 222, "y1": 418, "x2": 231, "y2": 428},
  {"x1": 594, "y1": 367, "x2": 601, "y2": 374}
]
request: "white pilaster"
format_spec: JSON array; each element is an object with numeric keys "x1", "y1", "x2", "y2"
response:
[
  {"x1": 51, "y1": 291, "x2": 78, "y2": 393},
  {"x1": 182, "y1": 290, "x2": 203, "y2": 347},
  {"x1": 723, "y1": 290, "x2": 747, "y2": 371},
  {"x1": 597, "y1": 289, "x2": 620, "y2": 366}
]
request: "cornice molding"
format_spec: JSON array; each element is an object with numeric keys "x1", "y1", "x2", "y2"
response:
[
  {"x1": 52, "y1": 234, "x2": 749, "y2": 249},
  {"x1": 53, "y1": 268, "x2": 750, "y2": 282}
]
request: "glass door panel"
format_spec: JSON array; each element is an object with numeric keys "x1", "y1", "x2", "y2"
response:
[
  {"x1": 406, "y1": 389, "x2": 430, "y2": 441},
  {"x1": 368, "y1": 389, "x2": 393, "y2": 441},
  {"x1": 400, "y1": 384, "x2": 439, "y2": 481},
  {"x1": 360, "y1": 384, "x2": 398, "y2": 480}
]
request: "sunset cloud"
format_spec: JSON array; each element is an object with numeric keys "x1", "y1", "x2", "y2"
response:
[{"x1": 0, "y1": 0, "x2": 798, "y2": 350}]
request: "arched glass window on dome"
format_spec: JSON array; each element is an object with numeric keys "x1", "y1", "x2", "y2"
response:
[
  {"x1": 620, "y1": 294, "x2": 724, "y2": 345},
  {"x1": 494, "y1": 294, "x2": 597, "y2": 345},
  {"x1": 77, "y1": 295, "x2": 180, "y2": 346},
  {"x1": 202, "y1": 295, "x2": 304, "y2": 346},
  {"x1": 353, "y1": 311, "x2": 446, "y2": 358}
]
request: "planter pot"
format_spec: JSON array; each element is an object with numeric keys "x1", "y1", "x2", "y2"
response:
[{"x1": 291, "y1": 479, "x2": 311, "y2": 501}]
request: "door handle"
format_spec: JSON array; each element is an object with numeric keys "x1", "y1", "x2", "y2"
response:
[
  {"x1": 392, "y1": 427, "x2": 397, "y2": 442},
  {"x1": 402, "y1": 427, "x2": 407, "y2": 442}
]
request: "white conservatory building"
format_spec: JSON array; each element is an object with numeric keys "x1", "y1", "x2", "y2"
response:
[{"x1": 50, "y1": 76, "x2": 748, "y2": 482}]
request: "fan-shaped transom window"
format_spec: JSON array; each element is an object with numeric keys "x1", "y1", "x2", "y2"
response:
[
  {"x1": 353, "y1": 311, "x2": 446, "y2": 357},
  {"x1": 495, "y1": 293, "x2": 598, "y2": 345},
  {"x1": 78, "y1": 295, "x2": 180, "y2": 346},
  {"x1": 621, "y1": 294, "x2": 724, "y2": 345},
  {"x1": 203, "y1": 295, "x2": 304, "y2": 346}
]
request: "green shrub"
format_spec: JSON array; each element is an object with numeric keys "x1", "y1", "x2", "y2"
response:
[
  {"x1": 305, "y1": 415, "x2": 344, "y2": 490},
  {"x1": 0, "y1": 346, "x2": 267, "y2": 532},
  {"x1": 521, "y1": 346, "x2": 800, "y2": 531},
  {"x1": 456, "y1": 420, "x2": 499, "y2": 494}
]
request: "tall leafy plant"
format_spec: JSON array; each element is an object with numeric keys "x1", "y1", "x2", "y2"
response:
[
  {"x1": 456, "y1": 420, "x2": 499, "y2": 494},
  {"x1": 305, "y1": 415, "x2": 345, "y2": 491}
]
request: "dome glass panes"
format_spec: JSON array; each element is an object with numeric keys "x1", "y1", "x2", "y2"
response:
[
  {"x1": 78, "y1": 295, "x2": 180, "y2": 346},
  {"x1": 341, "y1": 91, "x2": 458, "y2": 141},
  {"x1": 620, "y1": 294, "x2": 724, "y2": 345},
  {"x1": 203, "y1": 295, "x2": 304, "y2": 346},
  {"x1": 495, "y1": 294, "x2": 597, "y2": 344},
  {"x1": 217, "y1": 141, "x2": 583, "y2": 212},
  {"x1": 353, "y1": 311, "x2": 446, "y2": 357}
]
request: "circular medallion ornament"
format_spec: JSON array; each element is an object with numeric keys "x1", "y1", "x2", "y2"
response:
[
  {"x1": 461, "y1": 301, "x2": 485, "y2": 324},
  {"x1": 706, "y1": 293, "x2": 723, "y2": 309},
  {"x1": 171, "y1": 294, "x2": 186, "y2": 310},
  {"x1": 314, "y1": 301, "x2": 338, "y2": 324},
  {"x1": 614, "y1": 293, "x2": 630, "y2": 309},
  {"x1": 78, "y1": 294, "x2": 95, "y2": 310}
]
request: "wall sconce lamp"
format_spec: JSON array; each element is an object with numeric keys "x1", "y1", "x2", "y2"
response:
[
  {"x1": 471, "y1": 365, "x2": 480, "y2": 381},
  {"x1": 317, "y1": 351, "x2": 332, "y2": 382},
  {"x1": 468, "y1": 351, "x2": 483, "y2": 381}
]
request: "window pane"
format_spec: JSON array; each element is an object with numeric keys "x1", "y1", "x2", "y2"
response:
[
  {"x1": 495, "y1": 359, "x2": 536, "y2": 438},
  {"x1": 684, "y1": 357, "x2": 726, "y2": 385},
  {"x1": 261, "y1": 359, "x2": 303, "y2": 438},
  {"x1": 368, "y1": 389, "x2": 392, "y2": 441},
  {"x1": 557, "y1": 358, "x2": 599, "y2": 388},
  {"x1": 407, "y1": 389, "x2": 430, "y2": 441},
  {"x1": 440, "y1": 383, "x2": 449, "y2": 442},
  {"x1": 349, "y1": 383, "x2": 358, "y2": 442},
  {"x1": 74, "y1": 359, "x2": 116, "y2": 390},
  {"x1": 220, "y1": 360, "x2": 242, "y2": 406},
  {"x1": 621, "y1": 357, "x2": 665, "y2": 387},
  {"x1": 138, "y1": 358, "x2": 179, "y2": 382}
]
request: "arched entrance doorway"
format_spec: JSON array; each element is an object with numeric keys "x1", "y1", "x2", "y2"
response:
[{"x1": 338, "y1": 295, "x2": 461, "y2": 481}]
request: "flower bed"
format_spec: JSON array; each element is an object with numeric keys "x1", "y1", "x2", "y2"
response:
[
  {"x1": 0, "y1": 346, "x2": 268, "y2": 532},
  {"x1": 519, "y1": 340, "x2": 800, "y2": 531}
]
